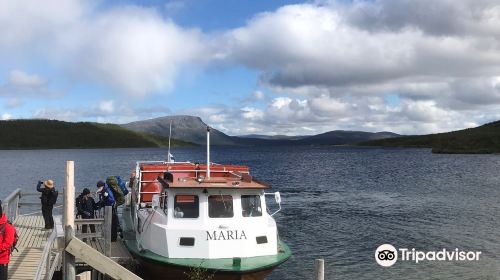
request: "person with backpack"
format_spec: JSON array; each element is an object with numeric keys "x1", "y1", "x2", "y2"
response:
[
  {"x1": 96, "y1": 180, "x2": 115, "y2": 208},
  {"x1": 95, "y1": 180, "x2": 119, "y2": 241},
  {"x1": 0, "y1": 201, "x2": 16, "y2": 280},
  {"x1": 76, "y1": 188, "x2": 97, "y2": 240},
  {"x1": 36, "y1": 179, "x2": 58, "y2": 229}
]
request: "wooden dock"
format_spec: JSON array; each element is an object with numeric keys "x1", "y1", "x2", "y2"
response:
[
  {"x1": 9, "y1": 215, "x2": 58, "y2": 280},
  {"x1": 3, "y1": 182, "x2": 138, "y2": 280}
]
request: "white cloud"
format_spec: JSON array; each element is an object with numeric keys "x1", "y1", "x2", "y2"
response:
[
  {"x1": 58, "y1": 6, "x2": 207, "y2": 97},
  {"x1": 1, "y1": 113, "x2": 12, "y2": 120},
  {"x1": 8, "y1": 70, "x2": 47, "y2": 88},
  {"x1": 0, "y1": 2, "x2": 207, "y2": 97},
  {"x1": 0, "y1": 70, "x2": 59, "y2": 99},
  {"x1": 32, "y1": 101, "x2": 170, "y2": 124},
  {"x1": 241, "y1": 107, "x2": 264, "y2": 120},
  {"x1": 98, "y1": 100, "x2": 114, "y2": 114}
]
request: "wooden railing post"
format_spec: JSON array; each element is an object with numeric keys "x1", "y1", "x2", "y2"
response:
[
  {"x1": 314, "y1": 259, "x2": 324, "y2": 280},
  {"x1": 104, "y1": 206, "x2": 112, "y2": 257},
  {"x1": 64, "y1": 161, "x2": 76, "y2": 280}
]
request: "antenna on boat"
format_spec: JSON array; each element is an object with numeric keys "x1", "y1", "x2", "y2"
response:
[
  {"x1": 167, "y1": 120, "x2": 174, "y2": 163},
  {"x1": 207, "y1": 126, "x2": 211, "y2": 178}
]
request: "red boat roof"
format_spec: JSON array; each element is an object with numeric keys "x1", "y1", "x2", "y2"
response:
[{"x1": 139, "y1": 162, "x2": 270, "y2": 189}]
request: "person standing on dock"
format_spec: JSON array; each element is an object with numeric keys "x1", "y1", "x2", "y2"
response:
[
  {"x1": 76, "y1": 188, "x2": 97, "y2": 240},
  {"x1": 0, "y1": 202, "x2": 15, "y2": 280},
  {"x1": 95, "y1": 180, "x2": 118, "y2": 241},
  {"x1": 36, "y1": 179, "x2": 58, "y2": 229}
]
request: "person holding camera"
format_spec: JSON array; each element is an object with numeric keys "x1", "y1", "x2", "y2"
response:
[{"x1": 36, "y1": 179, "x2": 58, "y2": 229}]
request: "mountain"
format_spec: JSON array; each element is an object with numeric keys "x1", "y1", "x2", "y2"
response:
[
  {"x1": 359, "y1": 121, "x2": 500, "y2": 154},
  {"x1": 294, "y1": 131, "x2": 399, "y2": 145},
  {"x1": 122, "y1": 115, "x2": 237, "y2": 145},
  {"x1": 0, "y1": 119, "x2": 193, "y2": 149},
  {"x1": 232, "y1": 130, "x2": 399, "y2": 146},
  {"x1": 237, "y1": 134, "x2": 309, "y2": 140},
  {"x1": 123, "y1": 115, "x2": 400, "y2": 146}
]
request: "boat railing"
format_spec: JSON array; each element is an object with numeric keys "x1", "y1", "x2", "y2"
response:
[{"x1": 264, "y1": 192, "x2": 282, "y2": 216}]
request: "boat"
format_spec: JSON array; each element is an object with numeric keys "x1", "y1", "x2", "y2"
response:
[{"x1": 120, "y1": 127, "x2": 291, "y2": 279}]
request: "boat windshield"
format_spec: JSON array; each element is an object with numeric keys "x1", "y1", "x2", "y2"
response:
[
  {"x1": 208, "y1": 195, "x2": 233, "y2": 218},
  {"x1": 174, "y1": 195, "x2": 199, "y2": 218},
  {"x1": 241, "y1": 195, "x2": 262, "y2": 217}
]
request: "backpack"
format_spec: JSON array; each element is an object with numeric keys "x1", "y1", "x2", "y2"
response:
[
  {"x1": 115, "y1": 176, "x2": 129, "y2": 196},
  {"x1": 106, "y1": 176, "x2": 125, "y2": 206},
  {"x1": 49, "y1": 190, "x2": 58, "y2": 206},
  {"x1": 100, "y1": 184, "x2": 116, "y2": 207},
  {"x1": 0, "y1": 221, "x2": 18, "y2": 255},
  {"x1": 75, "y1": 195, "x2": 84, "y2": 216}
]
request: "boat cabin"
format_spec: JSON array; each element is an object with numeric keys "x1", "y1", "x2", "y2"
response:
[{"x1": 130, "y1": 161, "x2": 282, "y2": 260}]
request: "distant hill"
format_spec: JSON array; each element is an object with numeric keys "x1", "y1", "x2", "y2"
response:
[
  {"x1": 294, "y1": 131, "x2": 399, "y2": 145},
  {"x1": 359, "y1": 121, "x2": 500, "y2": 154},
  {"x1": 122, "y1": 115, "x2": 237, "y2": 145},
  {"x1": 237, "y1": 134, "x2": 308, "y2": 141},
  {"x1": 232, "y1": 130, "x2": 399, "y2": 146},
  {"x1": 123, "y1": 115, "x2": 400, "y2": 146},
  {"x1": 0, "y1": 119, "x2": 193, "y2": 149}
]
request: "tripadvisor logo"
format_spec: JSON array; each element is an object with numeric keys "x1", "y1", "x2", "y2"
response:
[
  {"x1": 375, "y1": 244, "x2": 482, "y2": 267},
  {"x1": 375, "y1": 244, "x2": 398, "y2": 267}
]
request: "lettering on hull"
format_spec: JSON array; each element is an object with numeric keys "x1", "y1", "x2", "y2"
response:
[{"x1": 206, "y1": 230, "x2": 247, "y2": 240}]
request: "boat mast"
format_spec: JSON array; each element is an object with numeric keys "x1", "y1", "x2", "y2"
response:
[
  {"x1": 167, "y1": 120, "x2": 173, "y2": 163},
  {"x1": 207, "y1": 126, "x2": 211, "y2": 178}
]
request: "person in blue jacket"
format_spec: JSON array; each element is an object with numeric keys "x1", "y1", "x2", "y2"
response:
[
  {"x1": 95, "y1": 180, "x2": 119, "y2": 241},
  {"x1": 96, "y1": 180, "x2": 115, "y2": 207}
]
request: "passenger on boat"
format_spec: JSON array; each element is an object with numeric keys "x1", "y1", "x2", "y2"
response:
[
  {"x1": 76, "y1": 188, "x2": 97, "y2": 240},
  {"x1": 36, "y1": 179, "x2": 58, "y2": 229},
  {"x1": 95, "y1": 181, "x2": 119, "y2": 241}
]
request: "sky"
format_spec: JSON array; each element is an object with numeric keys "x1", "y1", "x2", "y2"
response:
[{"x1": 1, "y1": 0, "x2": 500, "y2": 136}]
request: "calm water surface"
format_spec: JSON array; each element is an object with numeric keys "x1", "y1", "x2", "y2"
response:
[{"x1": 1, "y1": 146, "x2": 500, "y2": 279}]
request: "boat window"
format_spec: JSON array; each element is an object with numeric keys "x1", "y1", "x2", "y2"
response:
[
  {"x1": 241, "y1": 195, "x2": 262, "y2": 217},
  {"x1": 174, "y1": 195, "x2": 199, "y2": 218},
  {"x1": 208, "y1": 195, "x2": 233, "y2": 218}
]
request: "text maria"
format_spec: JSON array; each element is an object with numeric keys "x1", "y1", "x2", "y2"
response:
[{"x1": 206, "y1": 230, "x2": 247, "y2": 241}]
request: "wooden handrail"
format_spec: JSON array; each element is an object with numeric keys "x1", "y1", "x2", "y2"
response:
[
  {"x1": 2, "y1": 188, "x2": 22, "y2": 222},
  {"x1": 65, "y1": 238, "x2": 142, "y2": 280},
  {"x1": 34, "y1": 229, "x2": 58, "y2": 280}
]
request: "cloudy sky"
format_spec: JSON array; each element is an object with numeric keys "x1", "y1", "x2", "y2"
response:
[{"x1": 1, "y1": 0, "x2": 500, "y2": 136}]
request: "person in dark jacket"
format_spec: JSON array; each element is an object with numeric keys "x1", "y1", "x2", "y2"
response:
[
  {"x1": 36, "y1": 179, "x2": 58, "y2": 229},
  {"x1": 0, "y1": 201, "x2": 16, "y2": 280},
  {"x1": 76, "y1": 188, "x2": 97, "y2": 239}
]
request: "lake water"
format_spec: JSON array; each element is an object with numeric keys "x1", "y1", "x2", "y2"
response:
[{"x1": 1, "y1": 146, "x2": 500, "y2": 279}]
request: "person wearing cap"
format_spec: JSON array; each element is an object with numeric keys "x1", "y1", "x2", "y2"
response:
[
  {"x1": 95, "y1": 180, "x2": 119, "y2": 241},
  {"x1": 76, "y1": 188, "x2": 97, "y2": 240},
  {"x1": 0, "y1": 201, "x2": 15, "y2": 280},
  {"x1": 36, "y1": 179, "x2": 58, "y2": 229},
  {"x1": 96, "y1": 180, "x2": 115, "y2": 208}
]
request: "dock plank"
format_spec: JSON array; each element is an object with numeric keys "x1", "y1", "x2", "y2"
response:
[{"x1": 10, "y1": 215, "x2": 58, "y2": 280}]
